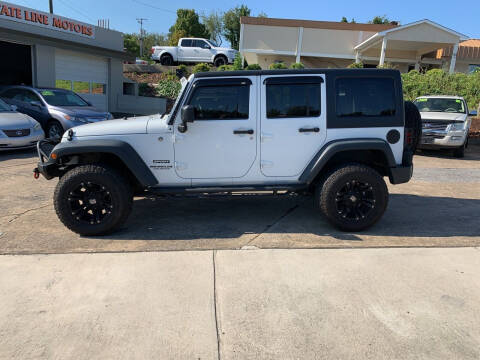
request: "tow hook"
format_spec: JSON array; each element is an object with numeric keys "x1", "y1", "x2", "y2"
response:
[{"x1": 33, "y1": 168, "x2": 40, "y2": 179}]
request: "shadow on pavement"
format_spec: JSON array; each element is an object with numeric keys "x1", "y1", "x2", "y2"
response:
[{"x1": 100, "y1": 193, "x2": 480, "y2": 241}]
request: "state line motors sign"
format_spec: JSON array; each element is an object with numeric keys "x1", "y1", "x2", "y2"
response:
[{"x1": 0, "y1": 1, "x2": 95, "y2": 39}]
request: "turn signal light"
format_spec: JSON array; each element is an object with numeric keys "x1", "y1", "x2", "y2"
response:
[{"x1": 50, "y1": 153, "x2": 57, "y2": 160}]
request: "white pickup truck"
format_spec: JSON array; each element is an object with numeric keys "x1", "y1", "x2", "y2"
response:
[{"x1": 151, "y1": 38, "x2": 238, "y2": 67}]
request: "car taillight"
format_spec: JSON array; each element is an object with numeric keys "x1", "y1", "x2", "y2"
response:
[{"x1": 405, "y1": 129, "x2": 413, "y2": 145}]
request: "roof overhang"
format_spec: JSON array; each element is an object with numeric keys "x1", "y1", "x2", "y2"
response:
[{"x1": 355, "y1": 19, "x2": 469, "y2": 52}]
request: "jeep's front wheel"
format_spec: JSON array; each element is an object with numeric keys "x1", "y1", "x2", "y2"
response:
[
  {"x1": 318, "y1": 164, "x2": 388, "y2": 232},
  {"x1": 54, "y1": 165, "x2": 133, "y2": 236}
]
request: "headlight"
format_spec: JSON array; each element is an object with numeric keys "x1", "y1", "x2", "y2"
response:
[
  {"x1": 0, "y1": 130, "x2": 6, "y2": 138},
  {"x1": 107, "y1": 113, "x2": 114, "y2": 120},
  {"x1": 449, "y1": 122, "x2": 465, "y2": 131}
]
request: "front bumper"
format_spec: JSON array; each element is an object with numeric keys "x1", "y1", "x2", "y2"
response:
[
  {"x1": 419, "y1": 130, "x2": 467, "y2": 149},
  {"x1": 0, "y1": 131, "x2": 44, "y2": 151},
  {"x1": 35, "y1": 138, "x2": 61, "y2": 180}
]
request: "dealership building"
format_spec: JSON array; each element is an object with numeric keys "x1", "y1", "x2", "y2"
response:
[
  {"x1": 0, "y1": 1, "x2": 164, "y2": 114},
  {"x1": 240, "y1": 17, "x2": 480, "y2": 73}
]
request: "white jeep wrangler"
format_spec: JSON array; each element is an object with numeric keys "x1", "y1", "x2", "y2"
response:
[{"x1": 35, "y1": 69, "x2": 420, "y2": 236}]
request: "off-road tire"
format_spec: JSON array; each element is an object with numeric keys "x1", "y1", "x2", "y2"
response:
[
  {"x1": 54, "y1": 164, "x2": 133, "y2": 236},
  {"x1": 214, "y1": 55, "x2": 228, "y2": 67},
  {"x1": 46, "y1": 120, "x2": 65, "y2": 139},
  {"x1": 318, "y1": 164, "x2": 389, "y2": 232},
  {"x1": 404, "y1": 101, "x2": 422, "y2": 152},
  {"x1": 160, "y1": 53, "x2": 174, "y2": 66}
]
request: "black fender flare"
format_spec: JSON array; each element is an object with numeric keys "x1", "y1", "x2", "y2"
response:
[
  {"x1": 51, "y1": 139, "x2": 158, "y2": 187},
  {"x1": 299, "y1": 138, "x2": 397, "y2": 184}
]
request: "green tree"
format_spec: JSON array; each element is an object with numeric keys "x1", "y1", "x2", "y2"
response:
[
  {"x1": 168, "y1": 9, "x2": 210, "y2": 46},
  {"x1": 341, "y1": 16, "x2": 348, "y2": 23},
  {"x1": 124, "y1": 33, "x2": 140, "y2": 57},
  {"x1": 222, "y1": 5, "x2": 251, "y2": 50},
  {"x1": 369, "y1": 15, "x2": 391, "y2": 24},
  {"x1": 202, "y1": 11, "x2": 223, "y2": 45}
]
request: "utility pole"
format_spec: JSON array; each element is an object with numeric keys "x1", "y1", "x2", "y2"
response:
[
  {"x1": 136, "y1": 18, "x2": 148, "y2": 58},
  {"x1": 49, "y1": 0, "x2": 53, "y2": 13}
]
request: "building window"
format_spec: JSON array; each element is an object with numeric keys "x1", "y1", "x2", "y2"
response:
[
  {"x1": 55, "y1": 80, "x2": 72, "y2": 91},
  {"x1": 188, "y1": 85, "x2": 249, "y2": 120},
  {"x1": 336, "y1": 78, "x2": 396, "y2": 117},
  {"x1": 73, "y1": 81, "x2": 90, "y2": 94},
  {"x1": 92, "y1": 83, "x2": 106, "y2": 95},
  {"x1": 266, "y1": 83, "x2": 321, "y2": 118}
]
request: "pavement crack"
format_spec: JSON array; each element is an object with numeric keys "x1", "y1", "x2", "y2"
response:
[
  {"x1": 242, "y1": 203, "x2": 300, "y2": 248},
  {"x1": 212, "y1": 250, "x2": 222, "y2": 360},
  {"x1": 6, "y1": 204, "x2": 52, "y2": 223}
]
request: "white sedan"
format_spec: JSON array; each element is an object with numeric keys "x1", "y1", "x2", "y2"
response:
[{"x1": 0, "y1": 98, "x2": 44, "y2": 151}]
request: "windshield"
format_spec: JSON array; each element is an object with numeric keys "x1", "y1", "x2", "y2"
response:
[
  {"x1": 39, "y1": 89, "x2": 89, "y2": 107},
  {"x1": 0, "y1": 98, "x2": 12, "y2": 112},
  {"x1": 206, "y1": 39, "x2": 218, "y2": 47},
  {"x1": 414, "y1": 98, "x2": 466, "y2": 114}
]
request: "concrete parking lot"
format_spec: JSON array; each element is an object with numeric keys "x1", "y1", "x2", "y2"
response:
[{"x1": 1, "y1": 143, "x2": 480, "y2": 254}]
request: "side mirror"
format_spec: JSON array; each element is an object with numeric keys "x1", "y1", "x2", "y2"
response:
[
  {"x1": 30, "y1": 101, "x2": 42, "y2": 108},
  {"x1": 10, "y1": 104, "x2": 17, "y2": 112},
  {"x1": 469, "y1": 110, "x2": 477, "y2": 117},
  {"x1": 204, "y1": 45, "x2": 211, "y2": 49},
  {"x1": 178, "y1": 105, "x2": 195, "y2": 133}
]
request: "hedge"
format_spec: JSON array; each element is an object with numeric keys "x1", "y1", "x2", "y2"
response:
[{"x1": 401, "y1": 69, "x2": 480, "y2": 110}]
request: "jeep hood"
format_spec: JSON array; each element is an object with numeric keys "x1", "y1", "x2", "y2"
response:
[
  {"x1": 420, "y1": 112, "x2": 467, "y2": 122},
  {"x1": 71, "y1": 116, "x2": 150, "y2": 137}
]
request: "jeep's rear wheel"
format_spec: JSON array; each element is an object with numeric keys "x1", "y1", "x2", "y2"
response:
[
  {"x1": 54, "y1": 164, "x2": 133, "y2": 236},
  {"x1": 318, "y1": 164, "x2": 388, "y2": 232}
]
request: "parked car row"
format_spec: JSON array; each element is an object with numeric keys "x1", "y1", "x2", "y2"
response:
[{"x1": 0, "y1": 86, "x2": 113, "y2": 148}]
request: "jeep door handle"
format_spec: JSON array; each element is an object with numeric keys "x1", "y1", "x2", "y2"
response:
[
  {"x1": 299, "y1": 127, "x2": 320, "y2": 133},
  {"x1": 233, "y1": 129, "x2": 254, "y2": 135}
]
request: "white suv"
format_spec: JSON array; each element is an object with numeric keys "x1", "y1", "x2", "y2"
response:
[
  {"x1": 414, "y1": 95, "x2": 474, "y2": 157},
  {"x1": 35, "y1": 69, "x2": 419, "y2": 236}
]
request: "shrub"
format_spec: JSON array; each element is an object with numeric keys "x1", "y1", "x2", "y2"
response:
[
  {"x1": 401, "y1": 69, "x2": 480, "y2": 110},
  {"x1": 164, "y1": 69, "x2": 177, "y2": 81},
  {"x1": 156, "y1": 79, "x2": 182, "y2": 99},
  {"x1": 245, "y1": 64, "x2": 262, "y2": 70},
  {"x1": 233, "y1": 53, "x2": 244, "y2": 70},
  {"x1": 177, "y1": 64, "x2": 189, "y2": 77},
  {"x1": 347, "y1": 62, "x2": 363, "y2": 68},
  {"x1": 193, "y1": 63, "x2": 211, "y2": 73},
  {"x1": 377, "y1": 62, "x2": 396, "y2": 69},
  {"x1": 290, "y1": 62, "x2": 305, "y2": 69},
  {"x1": 217, "y1": 65, "x2": 235, "y2": 71},
  {"x1": 269, "y1": 62, "x2": 288, "y2": 70},
  {"x1": 138, "y1": 82, "x2": 156, "y2": 97}
]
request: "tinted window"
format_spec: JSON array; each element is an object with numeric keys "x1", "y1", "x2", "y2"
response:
[
  {"x1": 336, "y1": 78, "x2": 395, "y2": 117},
  {"x1": 181, "y1": 39, "x2": 193, "y2": 47},
  {"x1": 0, "y1": 98, "x2": 11, "y2": 111},
  {"x1": 2, "y1": 89, "x2": 21, "y2": 99},
  {"x1": 194, "y1": 40, "x2": 209, "y2": 49},
  {"x1": 267, "y1": 83, "x2": 320, "y2": 118},
  {"x1": 189, "y1": 85, "x2": 249, "y2": 120}
]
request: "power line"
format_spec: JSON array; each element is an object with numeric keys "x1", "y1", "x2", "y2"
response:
[
  {"x1": 56, "y1": 0, "x2": 96, "y2": 22},
  {"x1": 132, "y1": 0, "x2": 176, "y2": 14}
]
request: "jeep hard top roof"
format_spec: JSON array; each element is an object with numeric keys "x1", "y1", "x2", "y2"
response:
[{"x1": 193, "y1": 68, "x2": 400, "y2": 79}]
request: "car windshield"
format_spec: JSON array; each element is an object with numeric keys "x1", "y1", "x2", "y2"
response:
[
  {"x1": 39, "y1": 89, "x2": 89, "y2": 107},
  {"x1": 414, "y1": 98, "x2": 466, "y2": 114},
  {"x1": 0, "y1": 98, "x2": 12, "y2": 112},
  {"x1": 206, "y1": 39, "x2": 218, "y2": 47}
]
